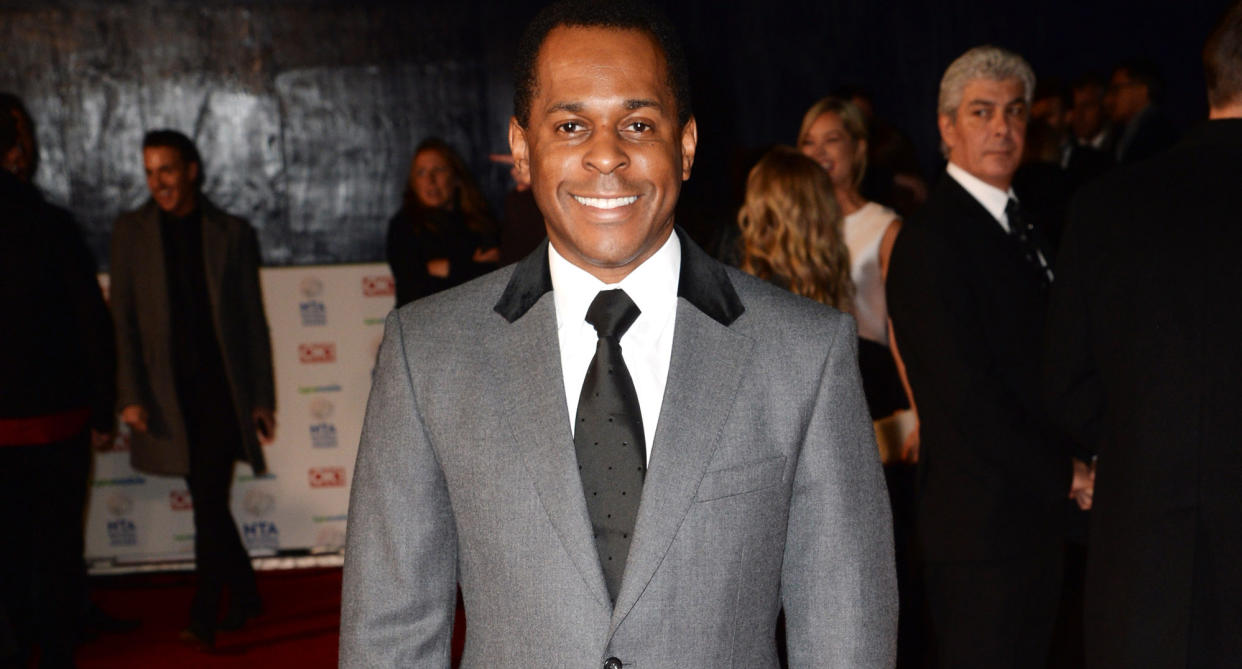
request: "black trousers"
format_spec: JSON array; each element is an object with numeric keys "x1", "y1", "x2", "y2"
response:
[
  {"x1": 182, "y1": 397, "x2": 258, "y2": 628},
  {"x1": 0, "y1": 433, "x2": 90, "y2": 668},
  {"x1": 924, "y1": 545, "x2": 1064, "y2": 669}
]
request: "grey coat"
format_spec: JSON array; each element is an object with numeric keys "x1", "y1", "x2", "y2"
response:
[
  {"x1": 340, "y1": 233, "x2": 897, "y2": 668},
  {"x1": 109, "y1": 198, "x2": 274, "y2": 476}
]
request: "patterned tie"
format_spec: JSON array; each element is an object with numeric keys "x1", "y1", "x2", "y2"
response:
[
  {"x1": 575, "y1": 288, "x2": 645, "y2": 602},
  {"x1": 1006, "y1": 198, "x2": 1054, "y2": 284}
]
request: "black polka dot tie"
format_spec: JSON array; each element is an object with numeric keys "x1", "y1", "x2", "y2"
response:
[{"x1": 575, "y1": 288, "x2": 645, "y2": 602}]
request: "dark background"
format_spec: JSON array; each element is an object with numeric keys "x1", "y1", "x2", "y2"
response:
[{"x1": 1, "y1": 0, "x2": 1232, "y2": 269}]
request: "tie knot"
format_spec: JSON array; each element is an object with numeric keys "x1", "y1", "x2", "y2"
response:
[
  {"x1": 585, "y1": 289, "x2": 640, "y2": 340},
  {"x1": 1005, "y1": 198, "x2": 1025, "y2": 233}
]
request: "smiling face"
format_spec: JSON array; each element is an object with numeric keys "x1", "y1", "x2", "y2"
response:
[
  {"x1": 143, "y1": 146, "x2": 199, "y2": 217},
  {"x1": 508, "y1": 26, "x2": 697, "y2": 283},
  {"x1": 939, "y1": 77, "x2": 1028, "y2": 191},
  {"x1": 798, "y1": 111, "x2": 864, "y2": 189},
  {"x1": 410, "y1": 148, "x2": 458, "y2": 209}
]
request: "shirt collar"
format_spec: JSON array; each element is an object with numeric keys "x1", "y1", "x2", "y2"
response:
[
  {"x1": 946, "y1": 161, "x2": 1017, "y2": 226},
  {"x1": 548, "y1": 232, "x2": 681, "y2": 334}
]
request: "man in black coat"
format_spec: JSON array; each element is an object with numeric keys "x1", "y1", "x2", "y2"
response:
[
  {"x1": 886, "y1": 45, "x2": 1092, "y2": 669},
  {"x1": 0, "y1": 98, "x2": 115, "y2": 669},
  {"x1": 1043, "y1": 3, "x2": 1242, "y2": 665},
  {"x1": 1103, "y1": 59, "x2": 1179, "y2": 165}
]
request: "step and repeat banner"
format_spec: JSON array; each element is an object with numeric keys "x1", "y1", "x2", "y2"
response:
[{"x1": 85, "y1": 263, "x2": 396, "y2": 567}]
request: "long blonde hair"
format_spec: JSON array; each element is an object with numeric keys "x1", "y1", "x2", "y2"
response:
[{"x1": 737, "y1": 146, "x2": 854, "y2": 311}]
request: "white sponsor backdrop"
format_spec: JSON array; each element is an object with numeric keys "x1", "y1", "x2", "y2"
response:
[{"x1": 85, "y1": 264, "x2": 395, "y2": 567}]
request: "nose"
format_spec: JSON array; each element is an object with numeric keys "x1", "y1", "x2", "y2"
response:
[
  {"x1": 583, "y1": 129, "x2": 629, "y2": 175},
  {"x1": 990, "y1": 110, "x2": 1014, "y2": 137}
]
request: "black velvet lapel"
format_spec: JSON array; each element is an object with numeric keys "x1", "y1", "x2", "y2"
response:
[
  {"x1": 673, "y1": 228, "x2": 744, "y2": 326},
  {"x1": 492, "y1": 228, "x2": 745, "y2": 326},
  {"x1": 494, "y1": 239, "x2": 554, "y2": 323}
]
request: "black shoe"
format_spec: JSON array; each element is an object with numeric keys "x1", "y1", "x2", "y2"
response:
[
  {"x1": 217, "y1": 601, "x2": 263, "y2": 631},
  {"x1": 178, "y1": 621, "x2": 215, "y2": 650}
]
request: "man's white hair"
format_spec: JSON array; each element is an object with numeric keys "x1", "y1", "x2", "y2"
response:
[{"x1": 938, "y1": 45, "x2": 1036, "y2": 118}]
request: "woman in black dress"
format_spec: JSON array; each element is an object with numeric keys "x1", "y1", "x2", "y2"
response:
[{"x1": 386, "y1": 138, "x2": 499, "y2": 307}]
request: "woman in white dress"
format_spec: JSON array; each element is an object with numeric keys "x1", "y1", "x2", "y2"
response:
[
  {"x1": 798, "y1": 97, "x2": 916, "y2": 461},
  {"x1": 800, "y1": 98, "x2": 924, "y2": 665}
]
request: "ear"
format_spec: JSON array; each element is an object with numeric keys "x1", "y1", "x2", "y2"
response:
[
  {"x1": 937, "y1": 113, "x2": 957, "y2": 153},
  {"x1": 508, "y1": 117, "x2": 531, "y2": 186},
  {"x1": 680, "y1": 116, "x2": 698, "y2": 181},
  {"x1": 187, "y1": 160, "x2": 200, "y2": 184},
  {"x1": 856, "y1": 136, "x2": 868, "y2": 162}
]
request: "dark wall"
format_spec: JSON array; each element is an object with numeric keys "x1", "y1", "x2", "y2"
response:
[{"x1": 2, "y1": 0, "x2": 1232, "y2": 269}]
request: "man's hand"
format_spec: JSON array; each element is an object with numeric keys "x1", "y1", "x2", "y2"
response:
[
  {"x1": 120, "y1": 404, "x2": 148, "y2": 433},
  {"x1": 426, "y1": 258, "x2": 450, "y2": 278},
  {"x1": 1069, "y1": 458, "x2": 1095, "y2": 510},
  {"x1": 253, "y1": 407, "x2": 276, "y2": 445},
  {"x1": 900, "y1": 421, "x2": 920, "y2": 463}
]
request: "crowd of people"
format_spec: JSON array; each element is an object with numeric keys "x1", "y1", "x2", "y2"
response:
[{"x1": 4, "y1": 0, "x2": 1242, "y2": 667}]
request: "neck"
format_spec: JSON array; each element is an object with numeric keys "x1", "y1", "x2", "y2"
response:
[
  {"x1": 1209, "y1": 102, "x2": 1242, "y2": 120},
  {"x1": 168, "y1": 195, "x2": 199, "y2": 218},
  {"x1": 833, "y1": 185, "x2": 867, "y2": 216}
]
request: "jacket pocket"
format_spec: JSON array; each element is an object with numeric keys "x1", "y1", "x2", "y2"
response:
[{"x1": 694, "y1": 455, "x2": 786, "y2": 502}]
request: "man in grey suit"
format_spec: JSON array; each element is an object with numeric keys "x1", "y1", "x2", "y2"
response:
[
  {"x1": 110, "y1": 130, "x2": 275, "y2": 648},
  {"x1": 340, "y1": 2, "x2": 896, "y2": 667}
]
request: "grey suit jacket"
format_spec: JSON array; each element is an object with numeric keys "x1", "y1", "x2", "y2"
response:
[
  {"x1": 341, "y1": 232, "x2": 896, "y2": 668},
  {"x1": 109, "y1": 198, "x2": 275, "y2": 476}
]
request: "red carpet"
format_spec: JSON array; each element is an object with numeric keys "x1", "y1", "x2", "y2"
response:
[
  {"x1": 79, "y1": 568, "x2": 343, "y2": 668},
  {"x1": 76, "y1": 567, "x2": 467, "y2": 668}
]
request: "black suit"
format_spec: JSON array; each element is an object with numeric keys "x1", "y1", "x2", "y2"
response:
[
  {"x1": 1044, "y1": 119, "x2": 1242, "y2": 668},
  {"x1": 887, "y1": 173, "x2": 1074, "y2": 668},
  {"x1": 1114, "y1": 105, "x2": 1178, "y2": 165}
]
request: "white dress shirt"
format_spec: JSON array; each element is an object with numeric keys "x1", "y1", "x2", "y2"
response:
[
  {"x1": 946, "y1": 161, "x2": 1017, "y2": 233},
  {"x1": 549, "y1": 233, "x2": 680, "y2": 463},
  {"x1": 946, "y1": 162, "x2": 1052, "y2": 278}
]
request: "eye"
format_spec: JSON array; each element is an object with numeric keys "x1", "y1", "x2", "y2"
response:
[
  {"x1": 624, "y1": 121, "x2": 652, "y2": 133},
  {"x1": 556, "y1": 121, "x2": 585, "y2": 134}
]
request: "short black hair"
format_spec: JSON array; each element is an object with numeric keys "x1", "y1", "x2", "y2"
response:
[
  {"x1": 142, "y1": 129, "x2": 204, "y2": 186},
  {"x1": 1033, "y1": 76, "x2": 1071, "y2": 109},
  {"x1": 1113, "y1": 58, "x2": 1165, "y2": 103},
  {"x1": 512, "y1": 0, "x2": 692, "y2": 128}
]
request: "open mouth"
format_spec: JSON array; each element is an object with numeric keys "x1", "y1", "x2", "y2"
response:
[{"x1": 572, "y1": 195, "x2": 638, "y2": 210}]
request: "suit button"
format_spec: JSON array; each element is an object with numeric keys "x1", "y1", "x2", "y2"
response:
[{"x1": 603, "y1": 658, "x2": 622, "y2": 669}]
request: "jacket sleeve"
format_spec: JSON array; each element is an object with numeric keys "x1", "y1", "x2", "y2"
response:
[
  {"x1": 62, "y1": 213, "x2": 115, "y2": 431},
  {"x1": 109, "y1": 216, "x2": 148, "y2": 411},
  {"x1": 1042, "y1": 199, "x2": 1106, "y2": 460},
  {"x1": 782, "y1": 315, "x2": 898, "y2": 668},
  {"x1": 339, "y1": 311, "x2": 458, "y2": 667},
  {"x1": 886, "y1": 227, "x2": 1071, "y2": 501},
  {"x1": 237, "y1": 221, "x2": 275, "y2": 410}
]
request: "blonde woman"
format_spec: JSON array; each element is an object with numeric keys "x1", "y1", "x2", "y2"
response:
[
  {"x1": 737, "y1": 145, "x2": 854, "y2": 311},
  {"x1": 799, "y1": 97, "x2": 916, "y2": 461}
]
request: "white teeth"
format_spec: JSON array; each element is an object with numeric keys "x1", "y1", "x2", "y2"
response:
[{"x1": 573, "y1": 195, "x2": 638, "y2": 209}]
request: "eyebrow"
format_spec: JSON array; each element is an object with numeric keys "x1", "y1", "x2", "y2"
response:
[
  {"x1": 966, "y1": 98, "x2": 1027, "y2": 107},
  {"x1": 544, "y1": 98, "x2": 664, "y2": 114}
]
